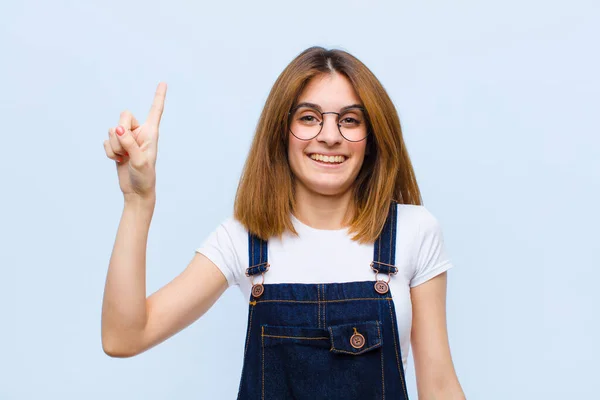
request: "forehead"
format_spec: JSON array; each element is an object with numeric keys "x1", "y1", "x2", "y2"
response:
[{"x1": 297, "y1": 72, "x2": 362, "y2": 110}]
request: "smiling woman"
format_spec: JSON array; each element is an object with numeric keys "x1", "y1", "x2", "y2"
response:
[
  {"x1": 101, "y1": 46, "x2": 465, "y2": 400},
  {"x1": 233, "y1": 47, "x2": 420, "y2": 240}
]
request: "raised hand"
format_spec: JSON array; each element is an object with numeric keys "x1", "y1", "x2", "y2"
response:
[{"x1": 103, "y1": 83, "x2": 167, "y2": 199}]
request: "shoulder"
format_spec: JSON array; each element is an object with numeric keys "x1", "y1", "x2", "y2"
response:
[
  {"x1": 219, "y1": 216, "x2": 249, "y2": 238},
  {"x1": 196, "y1": 216, "x2": 250, "y2": 287},
  {"x1": 395, "y1": 203, "x2": 442, "y2": 234},
  {"x1": 395, "y1": 204, "x2": 453, "y2": 287},
  {"x1": 211, "y1": 216, "x2": 250, "y2": 258}
]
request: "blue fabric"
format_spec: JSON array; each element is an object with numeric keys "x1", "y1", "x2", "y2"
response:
[{"x1": 237, "y1": 202, "x2": 409, "y2": 399}]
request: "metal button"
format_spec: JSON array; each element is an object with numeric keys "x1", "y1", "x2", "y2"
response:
[
  {"x1": 350, "y1": 328, "x2": 365, "y2": 349},
  {"x1": 374, "y1": 280, "x2": 389, "y2": 294},
  {"x1": 252, "y1": 283, "x2": 264, "y2": 298}
]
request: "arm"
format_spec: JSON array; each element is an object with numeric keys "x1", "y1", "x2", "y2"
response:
[
  {"x1": 410, "y1": 272, "x2": 465, "y2": 399},
  {"x1": 101, "y1": 195, "x2": 228, "y2": 357}
]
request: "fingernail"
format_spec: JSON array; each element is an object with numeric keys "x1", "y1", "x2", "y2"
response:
[
  {"x1": 116, "y1": 126, "x2": 124, "y2": 136},
  {"x1": 117, "y1": 157, "x2": 122, "y2": 163}
]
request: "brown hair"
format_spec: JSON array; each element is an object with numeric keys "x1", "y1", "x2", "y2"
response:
[{"x1": 233, "y1": 46, "x2": 422, "y2": 243}]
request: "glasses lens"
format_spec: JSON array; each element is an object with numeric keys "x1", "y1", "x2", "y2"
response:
[
  {"x1": 338, "y1": 108, "x2": 367, "y2": 142},
  {"x1": 289, "y1": 106, "x2": 368, "y2": 141},
  {"x1": 289, "y1": 106, "x2": 322, "y2": 140}
]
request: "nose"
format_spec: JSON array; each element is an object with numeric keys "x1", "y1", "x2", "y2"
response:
[{"x1": 317, "y1": 113, "x2": 343, "y2": 146}]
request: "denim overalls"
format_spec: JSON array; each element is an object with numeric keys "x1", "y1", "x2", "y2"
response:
[{"x1": 237, "y1": 202, "x2": 409, "y2": 399}]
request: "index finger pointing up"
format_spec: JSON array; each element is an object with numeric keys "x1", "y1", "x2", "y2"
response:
[{"x1": 147, "y1": 82, "x2": 167, "y2": 127}]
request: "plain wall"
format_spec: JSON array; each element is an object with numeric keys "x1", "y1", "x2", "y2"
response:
[{"x1": 0, "y1": 0, "x2": 598, "y2": 398}]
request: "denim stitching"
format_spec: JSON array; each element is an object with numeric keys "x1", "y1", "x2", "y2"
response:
[
  {"x1": 324, "y1": 285, "x2": 327, "y2": 328},
  {"x1": 263, "y1": 334, "x2": 328, "y2": 340},
  {"x1": 330, "y1": 343, "x2": 382, "y2": 355},
  {"x1": 253, "y1": 297, "x2": 392, "y2": 305},
  {"x1": 261, "y1": 325, "x2": 265, "y2": 400},
  {"x1": 320, "y1": 284, "x2": 326, "y2": 328},
  {"x1": 243, "y1": 306, "x2": 254, "y2": 354},
  {"x1": 317, "y1": 284, "x2": 321, "y2": 328},
  {"x1": 319, "y1": 284, "x2": 322, "y2": 328},
  {"x1": 328, "y1": 327, "x2": 334, "y2": 349},
  {"x1": 378, "y1": 226, "x2": 382, "y2": 264},
  {"x1": 323, "y1": 285, "x2": 326, "y2": 325},
  {"x1": 388, "y1": 204, "x2": 393, "y2": 265},
  {"x1": 236, "y1": 305, "x2": 254, "y2": 398},
  {"x1": 377, "y1": 320, "x2": 384, "y2": 400},
  {"x1": 387, "y1": 299, "x2": 407, "y2": 397}
]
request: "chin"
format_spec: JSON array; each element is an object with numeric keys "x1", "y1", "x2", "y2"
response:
[{"x1": 301, "y1": 177, "x2": 355, "y2": 197}]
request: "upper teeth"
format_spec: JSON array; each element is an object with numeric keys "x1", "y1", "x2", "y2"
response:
[{"x1": 310, "y1": 154, "x2": 346, "y2": 163}]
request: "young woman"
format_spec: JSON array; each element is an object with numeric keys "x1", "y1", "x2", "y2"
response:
[{"x1": 101, "y1": 46, "x2": 465, "y2": 399}]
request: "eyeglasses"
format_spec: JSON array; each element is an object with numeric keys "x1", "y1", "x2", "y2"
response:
[{"x1": 288, "y1": 104, "x2": 369, "y2": 142}]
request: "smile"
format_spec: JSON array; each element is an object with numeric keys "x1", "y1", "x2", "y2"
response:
[{"x1": 308, "y1": 153, "x2": 347, "y2": 164}]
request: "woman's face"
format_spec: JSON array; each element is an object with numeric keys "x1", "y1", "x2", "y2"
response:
[{"x1": 288, "y1": 72, "x2": 367, "y2": 197}]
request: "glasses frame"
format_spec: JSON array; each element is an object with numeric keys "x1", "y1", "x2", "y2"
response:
[{"x1": 287, "y1": 105, "x2": 369, "y2": 142}]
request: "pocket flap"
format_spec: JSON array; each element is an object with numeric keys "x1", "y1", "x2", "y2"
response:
[{"x1": 328, "y1": 321, "x2": 382, "y2": 355}]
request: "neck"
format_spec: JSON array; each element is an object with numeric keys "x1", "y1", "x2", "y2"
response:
[{"x1": 293, "y1": 184, "x2": 355, "y2": 230}]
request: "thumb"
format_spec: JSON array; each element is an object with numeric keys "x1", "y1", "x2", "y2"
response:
[{"x1": 115, "y1": 125, "x2": 143, "y2": 165}]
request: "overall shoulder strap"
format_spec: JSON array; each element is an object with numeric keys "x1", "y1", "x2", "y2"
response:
[
  {"x1": 246, "y1": 232, "x2": 269, "y2": 276},
  {"x1": 372, "y1": 201, "x2": 398, "y2": 274}
]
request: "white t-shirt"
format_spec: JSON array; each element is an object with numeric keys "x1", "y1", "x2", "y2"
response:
[{"x1": 196, "y1": 204, "x2": 453, "y2": 371}]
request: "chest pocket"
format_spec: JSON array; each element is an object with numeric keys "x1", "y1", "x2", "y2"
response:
[{"x1": 261, "y1": 321, "x2": 384, "y2": 400}]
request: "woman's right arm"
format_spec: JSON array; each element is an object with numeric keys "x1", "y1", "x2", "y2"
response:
[
  {"x1": 101, "y1": 195, "x2": 228, "y2": 358},
  {"x1": 101, "y1": 83, "x2": 228, "y2": 357}
]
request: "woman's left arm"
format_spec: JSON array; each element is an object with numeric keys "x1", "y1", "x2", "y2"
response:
[{"x1": 411, "y1": 271, "x2": 465, "y2": 399}]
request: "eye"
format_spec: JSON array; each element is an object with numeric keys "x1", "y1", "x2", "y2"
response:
[
  {"x1": 294, "y1": 109, "x2": 321, "y2": 125},
  {"x1": 339, "y1": 116, "x2": 362, "y2": 127}
]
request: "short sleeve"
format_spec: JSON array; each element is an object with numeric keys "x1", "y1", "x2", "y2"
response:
[
  {"x1": 195, "y1": 220, "x2": 244, "y2": 287},
  {"x1": 410, "y1": 208, "x2": 454, "y2": 288}
]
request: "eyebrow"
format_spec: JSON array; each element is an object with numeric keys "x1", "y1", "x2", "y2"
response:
[{"x1": 295, "y1": 102, "x2": 364, "y2": 113}]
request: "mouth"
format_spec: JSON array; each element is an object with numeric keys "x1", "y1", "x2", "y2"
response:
[{"x1": 308, "y1": 153, "x2": 348, "y2": 165}]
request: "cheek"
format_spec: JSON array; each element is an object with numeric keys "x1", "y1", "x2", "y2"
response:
[
  {"x1": 287, "y1": 138, "x2": 305, "y2": 173},
  {"x1": 349, "y1": 142, "x2": 367, "y2": 162}
]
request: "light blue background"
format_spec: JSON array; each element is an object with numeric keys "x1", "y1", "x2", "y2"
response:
[{"x1": 1, "y1": 0, "x2": 598, "y2": 398}]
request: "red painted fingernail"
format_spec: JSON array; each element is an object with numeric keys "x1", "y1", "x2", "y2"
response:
[
  {"x1": 117, "y1": 157, "x2": 122, "y2": 162},
  {"x1": 116, "y1": 126, "x2": 124, "y2": 136}
]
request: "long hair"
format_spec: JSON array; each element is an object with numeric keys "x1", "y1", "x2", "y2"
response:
[{"x1": 234, "y1": 46, "x2": 422, "y2": 243}]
